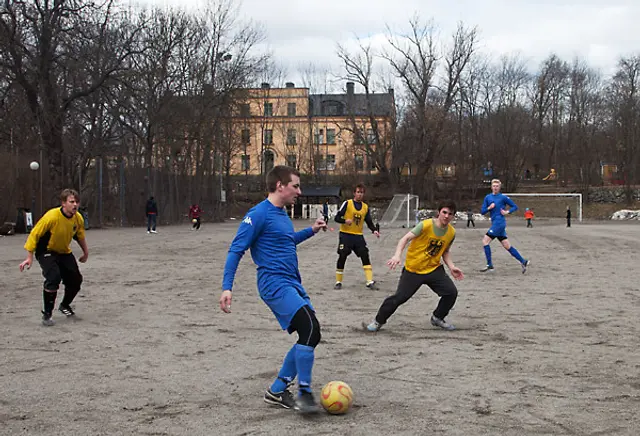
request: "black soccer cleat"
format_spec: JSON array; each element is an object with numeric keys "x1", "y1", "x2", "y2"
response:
[
  {"x1": 334, "y1": 282, "x2": 342, "y2": 290},
  {"x1": 59, "y1": 304, "x2": 75, "y2": 317},
  {"x1": 264, "y1": 388, "x2": 295, "y2": 409},
  {"x1": 365, "y1": 281, "x2": 378, "y2": 290},
  {"x1": 41, "y1": 311, "x2": 54, "y2": 326},
  {"x1": 480, "y1": 265, "x2": 495, "y2": 273},
  {"x1": 295, "y1": 390, "x2": 320, "y2": 414},
  {"x1": 521, "y1": 260, "x2": 531, "y2": 274}
]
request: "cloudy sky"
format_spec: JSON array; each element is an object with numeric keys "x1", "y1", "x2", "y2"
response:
[{"x1": 145, "y1": 0, "x2": 638, "y2": 89}]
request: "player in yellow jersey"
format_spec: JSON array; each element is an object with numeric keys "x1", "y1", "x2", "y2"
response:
[
  {"x1": 365, "y1": 201, "x2": 464, "y2": 332},
  {"x1": 19, "y1": 189, "x2": 89, "y2": 326},
  {"x1": 333, "y1": 184, "x2": 380, "y2": 290}
]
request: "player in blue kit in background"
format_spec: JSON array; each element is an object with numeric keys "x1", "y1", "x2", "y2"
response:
[
  {"x1": 220, "y1": 165, "x2": 327, "y2": 414},
  {"x1": 480, "y1": 179, "x2": 530, "y2": 273}
]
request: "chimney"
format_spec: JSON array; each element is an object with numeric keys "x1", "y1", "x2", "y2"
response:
[
  {"x1": 285, "y1": 82, "x2": 295, "y2": 88},
  {"x1": 261, "y1": 82, "x2": 270, "y2": 89},
  {"x1": 346, "y1": 82, "x2": 355, "y2": 95},
  {"x1": 388, "y1": 87, "x2": 394, "y2": 97}
]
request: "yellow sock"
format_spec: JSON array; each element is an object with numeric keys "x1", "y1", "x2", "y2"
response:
[
  {"x1": 363, "y1": 265, "x2": 373, "y2": 282},
  {"x1": 336, "y1": 269, "x2": 344, "y2": 283}
]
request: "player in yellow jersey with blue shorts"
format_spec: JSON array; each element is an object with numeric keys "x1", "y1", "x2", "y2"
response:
[
  {"x1": 365, "y1": 201, "x2": 464, "y2": 332},
  {"x1": 334, "y1": 184, "x2": 380, "y2": 290},
  {"x1": 19, "y1": 189, "x2": 89, "y2": 326}
]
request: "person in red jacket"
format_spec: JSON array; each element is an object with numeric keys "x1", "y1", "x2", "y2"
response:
[
  {"x1": 524, "y1": 208, "x2": 534, "y2": 228},
  {"x1": 189, "y1": 204, "x2": 203, "y2": 230}
]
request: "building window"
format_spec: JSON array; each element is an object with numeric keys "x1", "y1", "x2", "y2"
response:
[
  {"x1": 286, "y1": 128, "x2": 297, "y2": 145},
  {"x1": 314, "y1": 129, "x2": 324, "y2": 145},
  {"x1": 240, "y1": 104, "x2": 250, "y2": 117},
  {"x1": 325, "y1": 154, "x2": 336, "y2": 170},
  {"x1": 287, "y1": 103, "x2": 296, "y2": 117},
  {"x1": 241, "y1": 155, "x2": 250, "y2": 171},
  {"x1": 354, "y1": 128, "x2": 364, "y2": 145},
  {"x1": 263, "y1": 129, "x2": 273, "y2": 145},
  {"x1": 366, "y1": 128, "x2": 376, "y2": 144},
  {"x1": 264, "y1": 102, "x2": 273, "y2": 117},
  {"x1": 326, "y1": 129, "x2": 336, "y2": 145},
  {"x1": 286, "y1": 154, "x2": 297, "y2": 168},
  {"x1": 263, "y1": 150, "x2": 275, "y2": 173},
  {"x1": 241, "y1": 129, "x2": 250, "y2": 144},
  {"x1": 367, "y1": 154, "x2": 376, "y2": 170},
  {"x1": 355, "y1": 155, "x2": 364, "y2": 171}
]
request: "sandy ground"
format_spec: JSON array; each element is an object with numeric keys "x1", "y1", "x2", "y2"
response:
[{"x1": 1, "y1": 217, "x2": 640, "y2": 436}]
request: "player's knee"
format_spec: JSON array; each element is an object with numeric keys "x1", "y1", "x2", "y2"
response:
[
  {"x1": 44, "y1": 275, "x2": 62, "y2": 291},
  {"x1": 70, "y1": 272, "x2": 83, "y2": 290},
  {"x1": 337, "y1": 251, "x2": 349, "y2": 268},
  {"x1": 296, "y1": 314, "x2": 321, "y2": 348},
  {"x1": 359, "y1": 250, "x2": 371, "y2": 265}
]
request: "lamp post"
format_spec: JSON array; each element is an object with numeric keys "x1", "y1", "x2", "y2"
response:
[{"x1": 29, "y1": 161, "x2": 39, "y2": 229}]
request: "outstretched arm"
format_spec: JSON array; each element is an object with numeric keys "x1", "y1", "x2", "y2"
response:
[
  {"x1": 222, "y1": 211, "x2": 264, "y2": 292},
  {"x1": 334, "y1": 201, "x2": 348, "y2": 224},
  {"x1": 504, "y1": 196, "x2": 519, "y2": 214},
  {"x1": 480, "y1": 196, "x2": 490, "y2": 215},
  {"x1": 386, "y1": 231, "x2": 418, "y2": 269}
]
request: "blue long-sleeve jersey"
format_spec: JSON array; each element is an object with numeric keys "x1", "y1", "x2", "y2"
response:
[
  {"x1": 222, "y1": 199, "x2": 315, "y2": 293},
  {"x1": 481, "y1": 193, "x2": 518, "y2": 227}
]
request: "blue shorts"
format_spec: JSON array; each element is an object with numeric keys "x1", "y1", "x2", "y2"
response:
[
  {"x1": 486, "y1": 224, "x2": 507, "y2": 240},
  {"x1": 260, "y1": 283, "x2": 314, "y2": 331}
]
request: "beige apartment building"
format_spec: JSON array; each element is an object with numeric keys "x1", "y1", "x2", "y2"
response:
[{"x1": 228, "y1": 82, "x2": 395, "y2": 176}]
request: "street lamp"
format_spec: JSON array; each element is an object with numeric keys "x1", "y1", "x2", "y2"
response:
[{"x1": 29, "y1": 161, "x2": 39, "y2": 229}]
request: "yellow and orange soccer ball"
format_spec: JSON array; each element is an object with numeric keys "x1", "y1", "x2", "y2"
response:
[{"x1": 320, "y1": 381, "x2": 354, "y2": 414}]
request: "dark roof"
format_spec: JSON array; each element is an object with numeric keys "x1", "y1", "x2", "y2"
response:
[
  {"x1": 309, "y1": 92, "x2": 394, "y2": 118},
  {"x1": 300, "y1": 185, "x2": 341, "y2": 198}
]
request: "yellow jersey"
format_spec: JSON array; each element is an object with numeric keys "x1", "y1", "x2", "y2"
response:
[
  {"x1": 404, "y1": 218, "x2": 455, "y2": 274},
  {"x1": 25, "y1": 207, "x2": 86, "y2": 256},
  {"x1": 339, "y1": 200, "x2": 369, "y2": 235}
]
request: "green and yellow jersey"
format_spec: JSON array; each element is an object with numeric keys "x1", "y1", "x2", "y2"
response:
[
  {"x1": 405, "y1": 218, "x2": 455, "y2": 274},
  {"x1": 24, "y1": 207, "x2": 86, "y2": 256}
]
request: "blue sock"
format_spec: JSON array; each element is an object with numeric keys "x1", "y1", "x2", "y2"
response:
[
  {"x1": 294, "y1": 344, "x2": 315, "y2": 394},
  {"x1": 483, "y1": 245, "x2": 492, "y2": 266},
  {"x1": 508, "y1": 246, "x2": 525, "y2": 264},
  {"x1": 270, "y1": 345, "x2": 297, "y2": 393}
]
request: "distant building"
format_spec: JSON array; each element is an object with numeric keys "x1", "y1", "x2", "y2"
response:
[{"x1": 227, "y1": 82, "x2": 395, "y2": 176}]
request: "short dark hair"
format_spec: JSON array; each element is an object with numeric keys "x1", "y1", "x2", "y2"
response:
[
  {"x1": 438, "y1": 200, "x2": 456, "y2": 214},
  {"x1": 266, "y1": 165, "x2": 300, "y2": 193},
  {"x1": 354, "y1": 183, "x2": 366, "y2": 193},
  {"x1": 60, "y1": 189, "x2": 79, "y2": 203}
]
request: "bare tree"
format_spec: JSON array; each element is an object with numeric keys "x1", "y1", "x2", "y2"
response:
[
  {"x1": 609, "y1": 54, "x2": 640, "y2": 203},
  {"x1": 384, "y1": 16, "x2": 477, "y2": 199},
  {"x1": 0, "y1": 0, "x2": 146, "y2": 194}
]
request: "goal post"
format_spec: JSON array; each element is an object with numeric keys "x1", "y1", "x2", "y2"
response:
[
  {"x1": 503, "y1": 193, "x2": 582, "y2": 222},
  {"x1": 379, "y1": 194, "x2": 420, "y2": 228}
]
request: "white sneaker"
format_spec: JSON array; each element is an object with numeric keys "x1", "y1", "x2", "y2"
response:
[
  {"x1": 431, "y1": 315, "x2": 455, "y2": 331},
  {"x1": 147, "y1": 231, "x2": 150, "y2": 234},
  {"x1": 151, "y1": 230, "x2": 157, "y2": 234}
]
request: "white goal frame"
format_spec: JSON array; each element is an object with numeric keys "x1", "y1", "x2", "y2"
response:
[
  {"x1": 504, "y1": 193, "x2": 582, "y2": 222},
  {"x1": 379, "y1": 194, "x2": 420, "y2": 228}
]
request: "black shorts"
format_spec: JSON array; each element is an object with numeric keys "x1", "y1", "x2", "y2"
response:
[
  {"x1": 485, "y1": 233, "x2": 508, "y2": 242},
  {"x1": 337, "y1": 233, "x2": 368, "y2": 257},
  {"x1": 37, "y1": 252, "x2": 83, "y2": 291}
]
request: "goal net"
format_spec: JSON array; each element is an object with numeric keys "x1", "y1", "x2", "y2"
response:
[
  {"x1": 379, "y1": 194, "x2": 420, "y2": 228},
  {"x1": 503, "y1": 193, "x2": 582, "y2": 222}
]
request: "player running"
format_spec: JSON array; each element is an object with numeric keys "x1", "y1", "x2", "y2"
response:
[
  {"x1": 480, "y1": 179, "x2": 530, "y2": 273},
  {"x1": 333, "y1": 184, "x2": 380, "y2": 290}
]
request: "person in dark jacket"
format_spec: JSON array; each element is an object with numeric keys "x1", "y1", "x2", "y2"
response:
[
  {"x1": 566, "y1": 206, "x2": 571, "y2": 228},
  {"x1": 146, "y1": 196, "x2": 158, "y2": 234}
]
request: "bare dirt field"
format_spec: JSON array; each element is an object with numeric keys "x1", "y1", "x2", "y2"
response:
[{"x1": 2, "y1": 217, "x2": 639, "y2": 436}]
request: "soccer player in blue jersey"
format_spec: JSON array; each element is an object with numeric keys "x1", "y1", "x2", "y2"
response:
[
  {"x1": 480, "y1": 179, "x2": 530, "y2": 273},
  {"x1": 220, "y1": 165, "x2": 327, "y2": 414}
]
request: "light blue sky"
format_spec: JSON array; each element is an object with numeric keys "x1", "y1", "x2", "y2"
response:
[{"x1": 143, "y1": 0, "x2": 638, "y2": 89}]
